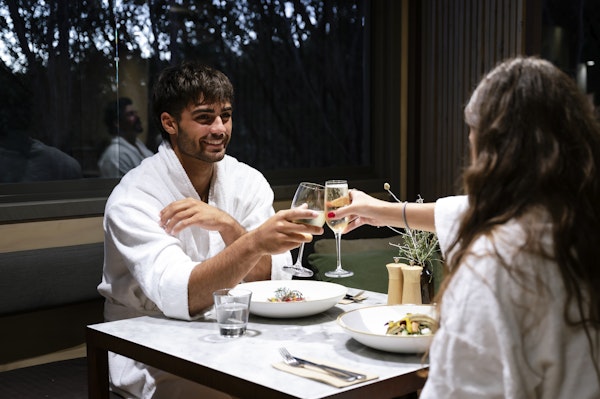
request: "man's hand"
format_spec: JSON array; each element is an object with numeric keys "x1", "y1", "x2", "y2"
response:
[
  {"x1": 160, "y1": 197, "x2": 237, "y2": 235},
  {"x1": 249, "y1": 207, "x2": 324, "y2": 255}
]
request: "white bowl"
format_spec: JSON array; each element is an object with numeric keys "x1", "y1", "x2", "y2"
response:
[
  {"x1": 238, "y1": 280, "x2": 347, "y2": 318},
  {"x1": 337, "y1": 304, "x2": 437, "y2": 353}
]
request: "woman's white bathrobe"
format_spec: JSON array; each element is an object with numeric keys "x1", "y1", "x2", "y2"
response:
[
  {"x1": 421, "y1": 196, "x2": 599, "y2": 399},
  {"x1": 98, "y1": 142, "x2": 292, "y2": 398}
]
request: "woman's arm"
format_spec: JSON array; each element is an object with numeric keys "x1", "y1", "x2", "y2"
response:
[{"x1": 328, "y1": 189, "x2": 437, "y2": 234}]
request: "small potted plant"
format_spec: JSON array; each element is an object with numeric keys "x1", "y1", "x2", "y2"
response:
[{"x1": 384, "y1": 184, "x2": 441, "y2": 304}]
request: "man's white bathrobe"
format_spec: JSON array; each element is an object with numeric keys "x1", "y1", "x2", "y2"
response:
[{"x1": 98, "y1": 142, "x2": 292, "y2": 398}]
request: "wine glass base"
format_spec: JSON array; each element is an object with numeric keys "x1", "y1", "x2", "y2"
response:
[
  {"x1": 283, "y1": 266, "x2": 314, "y2": 278},
  {"x1": 324, "y1": 269, "x2": 354, "y2": 278}
]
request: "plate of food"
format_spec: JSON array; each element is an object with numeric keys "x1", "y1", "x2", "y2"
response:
[
  {"x1": 237, "y1": 280, "x2": 347, "y2": 318},
  {"x1": 337, "y1": 304, "x2": 438, "y2": 353}
]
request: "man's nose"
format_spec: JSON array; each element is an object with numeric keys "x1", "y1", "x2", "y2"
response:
[{"x1": 210, "y1": 116, "x2": 226, "y2": 134}]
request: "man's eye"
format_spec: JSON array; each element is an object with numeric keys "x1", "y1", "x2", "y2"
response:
[{"x1": 220, "y1": 113, "x2": 232, "y2": 121}]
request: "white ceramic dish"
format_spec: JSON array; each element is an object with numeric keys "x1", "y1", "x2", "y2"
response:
[
  {"x1": 337, "y1": 304, "x2": 437, "y2": 353},
  {"x1": 238, "y1": 280, "x2": 347, "y2": 318}
]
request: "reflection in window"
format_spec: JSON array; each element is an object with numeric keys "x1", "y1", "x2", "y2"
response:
[
  {"x1": 97, "y1": 97, "x2": 153, "y2": 178},
  {"x1": 0, "y1": 68, "x2": 83, "y2": 182},
  {"x1": 542, "y1": 0, "x2": 600, "y2": 112},
  {"x1": 0, "y1": 0, "x2": 368, "y2": 182}
]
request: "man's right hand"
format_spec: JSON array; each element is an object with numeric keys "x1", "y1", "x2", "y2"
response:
[{"x1": 250, "y1": 207, "x2": 324, "y2": 255}]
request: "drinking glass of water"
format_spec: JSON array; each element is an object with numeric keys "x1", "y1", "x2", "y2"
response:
[{"x1": 213, "y1": 288, "x2": 252, "y2": 338}]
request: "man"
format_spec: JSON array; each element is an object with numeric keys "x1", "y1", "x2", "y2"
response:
[
  {"x1": 97, "y1": 62, "x2": 321, "y2": 398},
  {"x1": 98, "y1": 97, "x2": 154, "y2": 177}
]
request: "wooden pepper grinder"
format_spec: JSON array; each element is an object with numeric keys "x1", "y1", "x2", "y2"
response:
[
  {"x1": 386, "y1": 257, "x2": 404, "y2": 305},
  {"x1": 401, "y1": 264, "x2": 423, "y2": 304}
]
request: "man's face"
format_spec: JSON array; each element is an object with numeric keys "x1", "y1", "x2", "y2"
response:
[
  {"x1": 172, "y1": 101, "x2": 232, "y2": 164},
  {"x1": 120, "y1": 104, "x2": 143, "y2": 134}
]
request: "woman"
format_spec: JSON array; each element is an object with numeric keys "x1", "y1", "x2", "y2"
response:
[{"x1": 330, "y1": 57, "x2": 600, "y2": 398}]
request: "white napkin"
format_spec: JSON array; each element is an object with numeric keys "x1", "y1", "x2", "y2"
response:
[{"x1": 272, "y1": 357, "x2": 378, "y2": 388}]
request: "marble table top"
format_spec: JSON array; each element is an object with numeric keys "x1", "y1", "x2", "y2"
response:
[{"x1": 88, "y1": 289, "x2": 428, "y2": 399}]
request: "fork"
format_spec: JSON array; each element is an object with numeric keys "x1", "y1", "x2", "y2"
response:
[{"x1": 278, "y1": 348, "x2": 366, "y2": 381}]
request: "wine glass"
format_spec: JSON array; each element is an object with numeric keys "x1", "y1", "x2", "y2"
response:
[
  {"x1": 282, "y1": 182, "x2": 325, "y2": 278},
  {"x1": 324, "y1": 180, "x2": 354, "y2": 278}
]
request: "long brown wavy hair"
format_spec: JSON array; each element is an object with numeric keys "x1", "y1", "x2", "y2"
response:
[{"x1": 435, "y1": 57, "x2": 600, "y2": 374}]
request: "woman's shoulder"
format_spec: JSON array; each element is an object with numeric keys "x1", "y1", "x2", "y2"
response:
[{"x1": 434, "y1": 195, "x2": 469, "y2": 256}]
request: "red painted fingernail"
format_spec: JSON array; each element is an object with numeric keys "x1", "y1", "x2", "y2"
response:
[{"x1": 327, "y1": 212, "x2": 335, "y2": 218}]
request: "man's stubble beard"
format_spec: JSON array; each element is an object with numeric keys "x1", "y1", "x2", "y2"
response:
[{"x1": 176, "y1": 131, "x2": 228, "y2": 164}]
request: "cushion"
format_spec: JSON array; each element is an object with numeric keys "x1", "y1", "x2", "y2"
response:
[
  {"x1": 0, "y1": 243, "x2": 104, "y2": 315},
  {"x1": 308, "y1": 249, "x2": 398, "y2": 294},
  {"x1": 313, "y1": 236, "x2": 402, "y2": 254}
]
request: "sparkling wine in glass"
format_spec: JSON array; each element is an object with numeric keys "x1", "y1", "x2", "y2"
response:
[
  {"x1": 282, "y1": 182, "x2": 325, "y2": 278},
  {"x1": 324, "y1": 180, "x2": 353, "y2": 278}
]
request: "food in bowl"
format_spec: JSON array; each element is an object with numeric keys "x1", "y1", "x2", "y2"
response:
[
  {"x1": 267, "y1": 287, "x2": 305, "y2": 302},
  {"x1": 337, "y1": 304, "x2": 437, "y2": 353},
  {"x1": 385, "y1": 313, "x2": 437, "y2": 336},
  {"x1": 239, "y1": 280, "x2": 346, "y2": 318}
]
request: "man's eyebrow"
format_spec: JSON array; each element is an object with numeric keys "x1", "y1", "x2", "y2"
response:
[
  {"x1": 190, "y1": 105, "x2": 233, "y2": 114},
  {"x1": 191, "y1": 106, "x2": 215, "y2": 114}
]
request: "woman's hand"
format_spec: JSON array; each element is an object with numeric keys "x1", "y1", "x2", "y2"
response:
[{"x1": 328, "y1": 189, "x2": 391, "y2": 233}]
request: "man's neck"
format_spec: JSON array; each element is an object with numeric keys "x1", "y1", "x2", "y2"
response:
[
  {"x1": 178, "y1": 154, "x2": 214, "y2": 202},
  {"x1": 190, "y1": 167, "x2": 213, "y2": 202}
]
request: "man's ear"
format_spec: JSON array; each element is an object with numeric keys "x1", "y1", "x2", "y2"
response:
[{"x1": 160, "y1": 112, "x2": 177, "y2": 135}]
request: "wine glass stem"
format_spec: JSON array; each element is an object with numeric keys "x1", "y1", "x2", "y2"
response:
[
  {"x1": 334, "y1": 232, "x2": 342, "y2": 270},
  {"x1": 295, "y1": 242, "x2": 306, "y2": 266}
]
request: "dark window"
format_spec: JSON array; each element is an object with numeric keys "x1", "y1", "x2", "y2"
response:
[
  {"x1": 541, "y1": 0, "x2": 600, "y2": 111},
  {"x1": 0, "y1": 0, "x2": 399, "y2": 220}
]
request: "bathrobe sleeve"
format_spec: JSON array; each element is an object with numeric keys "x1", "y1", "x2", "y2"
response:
[
  {"x1": 102, "y1": 183, "x2": 200, "y2": 321},
  {"x1": 434, "y1": 195, "x2": 468, "y2": 257}
]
